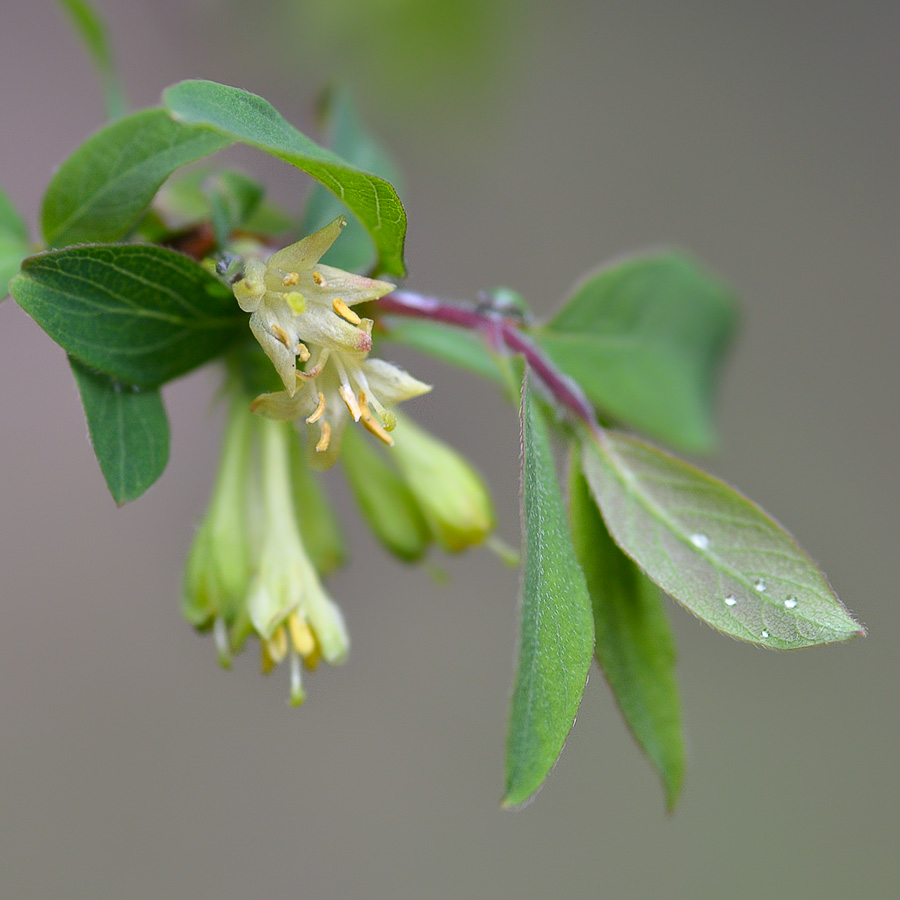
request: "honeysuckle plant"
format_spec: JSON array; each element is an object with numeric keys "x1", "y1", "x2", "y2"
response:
[{"x1": 1, "y1": 1, "x2": 864, "y2": 811}]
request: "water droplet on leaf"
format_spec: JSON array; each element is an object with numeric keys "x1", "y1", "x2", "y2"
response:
[
  {"x1": 724, "y1": 595, "x2": 737, "y2": 607},
  {"x1": 784, "y1": 597, "x2": 798, "y2": 609},
  {"x1": 761, "y1": 629, "x2": 770, "y2": 639},
  {"x1": 690, "y1": 533, "x2": 710, "y2": 550},
  {"x1": 754, "y1": 578, "x2": 767, "y2": 592}
]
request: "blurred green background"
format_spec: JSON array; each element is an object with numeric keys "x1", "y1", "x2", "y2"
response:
[{"x1": 1, "y1": 1, "x2": 897, "y2": 897}]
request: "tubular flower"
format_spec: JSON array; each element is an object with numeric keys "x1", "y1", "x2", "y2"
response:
[
  {"x1": 249, "y1": 417, "x2": 349, "y2": 705},
  {"x1": 232, "y1": 216, "x2": 395, "y2": 395}
]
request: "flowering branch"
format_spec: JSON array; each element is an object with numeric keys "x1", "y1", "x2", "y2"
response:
[{"x1": 378, "y1": 289, "x2": 604, "y2": 438}]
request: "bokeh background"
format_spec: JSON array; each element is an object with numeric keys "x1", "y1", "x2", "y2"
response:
[{"x1": 1, "y1": 2, "x2": 897, "y2": 897}]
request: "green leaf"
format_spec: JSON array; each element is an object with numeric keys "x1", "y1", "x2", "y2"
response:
[
  {"x1": 0, "y1": 188, "x2": 30, "y2": 300},
  {"x1": 11, "y1": 244, "x2": 245, "y2": 386},
  {"x1": 56, "y1": 0, "x2": 126, "y2": 120},
  {"x1": 163, "y1": 80, "x2": 407, "y2": 277},
  {"x1": 581, "y1": 431, "x2": 865, "y2": 649},
  {"x1": 340, "y1": 424, "x2": 431, "y2": 562},
  {"x1": 302, "y1": 87, "x2": 403, "y2": 274},
  {"x1": 70, "y1": 357, "x2": 170, "y2": 504},
  {"x1": 537, "y1": 253, "x2": 738, "y2": 452},
  {"x1": 41, "y1": 108, "x2": 229, "y2": 248},
  {"x1": 503, "y1": 376, "x2": 594, "y2": 808},
  {"x1": 569, "y1": 450, "x2": 684, "y2": 810},
  {"x1": 378, "y1": 318, "x2": 505, "y2": 384}
]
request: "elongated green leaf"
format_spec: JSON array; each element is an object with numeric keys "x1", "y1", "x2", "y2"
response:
[
  {"x1": 11, "y1": 245, "x2": 244, "y2": 386},
  {"x1": 569, "y1": 451, "x2": 684, "y2": 809},
  {"x1": 504, "y1": 377, "x2": 594, "y2": 808},
  {"x1": 581, "y1": 431, "x2": 864, "y2": 649},
  {"x1": 341, "y1": 424, "x2": 431, "y2": 562},
  {"x1": 70, "y1": 357, "x2": 169, "y2": 504},
  {"x1": 302, "y1": 87, "x2": 403, "y2": 273},
  {"x1": 163, "y1": 80, "x2": 407, "y2": 277},
  {"x1": 378, "y1": 318, "x2": 505, "y2": 384},
  {"x1": 41, "y1": 108, "x2": 229, "y2": 248},
  {"x1": 537, "y1": 254, "x2": 737, "y2": 452},
  {"x1": 56, "y1": 0, "x2": 126, "y2": 120},
  {"x1": 0, "y1": 188, "x2": 30, "y2": 300}
]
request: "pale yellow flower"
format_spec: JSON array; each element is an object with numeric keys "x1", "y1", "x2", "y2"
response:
[{"x1": 232, "y1": 216, "x2": 395, "y2": 395}]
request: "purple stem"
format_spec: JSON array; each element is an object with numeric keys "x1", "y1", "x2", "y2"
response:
[{"x1": 378, "y1": 290, "x2": 603, "y2": 438}]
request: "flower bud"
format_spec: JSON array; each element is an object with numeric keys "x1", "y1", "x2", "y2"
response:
[
  {"x1": 389, "y1": 413, "x2": 495, "y2": 552},
  {"x1": 341, "y1": 423, "x2": 431, "y2": 562}
]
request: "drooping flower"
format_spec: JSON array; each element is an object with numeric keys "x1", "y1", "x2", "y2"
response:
[
  {"x1": 232, "y1": 216, "x2": 395, "y2": 395},
  {"x1": 251, "y1": 352, "x2": 431, "y2": 468}
]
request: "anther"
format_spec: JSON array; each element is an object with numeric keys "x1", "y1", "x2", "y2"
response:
[
  {"x1": 282, "y1": 271, "x2": 300, "y2": 286},
  {"x1": 297, "y1": 343, "x2": 311, "y2": 362},
  {"x1": 306, "y1": 391, "x2": 327, "y2": 424},
  {"x1": 333, "y1": 297, "x2": 361, "y2": 325},
  {"x1": 339, "y1": 385, "x2": 362, "y2": 421},
  {"x1": 270, "y1": 323, "x2": 291, "y2": 347},
  {"x1": 312, "y1": 271, "x2": 326, "y2": 286},
  {"x1": 288, "y1": 613, "x2": 317, "y2": 657},
  {"x1": 361, "y1": 413, "x2": 395, "y2": 446},
  {"x1": 316, "y1": 421, "x2": 332, "y2": 452}
]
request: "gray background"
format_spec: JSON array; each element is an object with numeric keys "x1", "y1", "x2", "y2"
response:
[{"x1": 1, "y1": 1, "x2": 897, "y2": 897}]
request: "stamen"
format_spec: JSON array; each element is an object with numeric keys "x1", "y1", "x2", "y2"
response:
[
  {"x1": 306, "y1": 391, "x2": 327, "y2": 424},
  {"x1": 297, "y1": 343, "x2": 311, "y2": 362},
  {"x1": 270, "y1": 322, "x2": 292, "y2": 347},
  {"x1": 282, "y1": 271, "x2": 300, "y2": 286},
  {"x1": 289, "y1": 648, "x2": 305, "y2": 706},
  {"x1": 300, "y1": 347, "x2": 330, "y2": 379},
  {"x1": 261, "y1": 626, "x2": 288, "y2": 673},
  {"x1": 333, "y1": 297, "x2": 362, "y2": 325},
  {"x1": 361, "y1": 414, "x2": 395, "y2": 446},
  {"x1": 213, "y1": 617, "x2": 232, "y2": 669},
  {"x1": 312, "y1": 271, "x2": 327, "y2": 286},
  {"x1": 339, "y1": 385, "x2": 362, "y2": 421},
  {"x1": 316, "y1": 420, "x2": 332, "y2": 452},
  {"x1": 288, "y1": 613, "x2": 317, "y2": 657}
]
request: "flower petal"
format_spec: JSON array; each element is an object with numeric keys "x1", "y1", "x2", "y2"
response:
[
  {"x1": 266, "y1": 216, "x2": 347, "y2": 274},
  {"x1": 362, "y1": 358, "x2": 432, "y2": 406},
  {"x1": 313, "y1": 265, "x2": 396, "y2": 306}
]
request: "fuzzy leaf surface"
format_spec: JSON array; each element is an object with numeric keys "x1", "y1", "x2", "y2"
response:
[
  {"x1": 504, "y1": 377, "x2": 594, "y2": 807},
  {"x1": 569, "y1": 451, "x2": 684, "y2": 809},
  {"x1": 302, "y1": 87, "x2": 403, "y2": 274},
  {"x1": 538, "y1": 254, "x2": 737, "y2": 452},
  {"x1": 581, "y1": 432, "x2": 864, "y2": 649},
  {"x1": 11, "y1": 244, "x2": 244, "y2": 386},
  {"x1": 163, "y1": 80, "x2": 407, "y2": 277},
  {"x1": 41, "y1": 109, "x2": 229, "y2": 248},
  {"x1": 70, "y1": 357, "x2": 169, "y2": 504}
]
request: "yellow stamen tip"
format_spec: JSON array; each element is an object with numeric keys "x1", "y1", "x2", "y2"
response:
[
  {"x1": 333, "y1": 297, "x2": 362, "y2": 325},
  {"x1": 312, "y1": 271, "x2": 326, "y2": 286},
  {"x1": 306, "y1": 391, "x2": 327, "y2": 424},
  {"x1": 316, "y1": 420, "x2": 332, "y2": 452},
  {"x1": 339, "y1": 385, "x2": 362, "y2": 421},
  {"x1": 282, "y1": 271, "x2": 300, "y2": 286},
  {"x1": 288, "y1": 613, "x2": 318, "y2": 658},
  {"x1": 361, "y1": 414, "x2": 395, "y2": 446},
  {"x1": 297, "y1": 343, "x2": 311, "y2": 362},
  {"x1": 270, "y1": 322, "x2": 291, "y2": 347}
]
